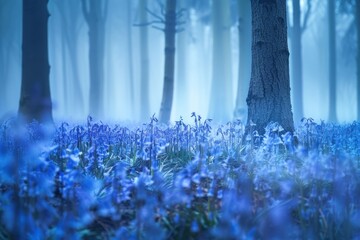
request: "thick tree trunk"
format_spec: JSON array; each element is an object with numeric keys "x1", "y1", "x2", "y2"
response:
[
  {"x1": 234, "y1": 0, "x2": 251, "y2": 121},
  {"x1": 208, "y1": 0, "x2": 233, "y2": 122},
  {"x1": 19, "y1": 0, "x2": 53, "y2": 123},
  {"x1": 81, "y1": 0, "x2": 107, "y2": 119},
  {"x1": 247, "y1": 0, "x2": 294, "y2": 134},
  {"x1": 159, "y1": 0, "x2": 177, "y2": 123},
  {"x1": 290, "y1": 0, "x2": 304, "y2": 123},
  {"x1": 139, "y1": 0, "x2": 150, "y2": 121},
  {"x1": 328, "y1": 0, "x2": 337, "y2": 122},
  {"x1": 356, "y1": 0, "x2": 360, "y2": 121}
]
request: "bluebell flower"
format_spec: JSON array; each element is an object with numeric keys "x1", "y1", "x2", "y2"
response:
[{"x1": 191, "y1": 220, "x2": 199, "y2": 233}]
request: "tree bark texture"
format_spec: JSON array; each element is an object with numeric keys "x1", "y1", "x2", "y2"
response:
[
  {"x1": 81, "y1": 0, "x2": 108, "y2": 119},
  {"x1": 139, "y1": 0, "x2": 150, "y2": 121},
  {"x1": 208, "y1": 0, "x2": 233, "y2": 122},
  {"x1": 328, "y1": 0, "x2": 337, "y2": 122},
  {"x1": 19, "y1": 0, "x2": 53, "y2": 123},
  {"x1": 247, "y1": 0, "x2": 294, "y2": 134},
  {"x1": 234, "y1": 0, "x2": 251, "y2": 121},
  {"x1": 290, "y1": 0, "x2": 304, "y2": 123},
  {"x1": 356, "y1": 0, "x2": 360, "y2": 120},
  {"x1": 159, "y1": 0, "x2": 177, "y2": 123}
]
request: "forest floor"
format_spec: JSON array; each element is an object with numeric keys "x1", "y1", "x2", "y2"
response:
[{"x1": 0, "y1": 116, "x2": 360, "y2": 239}]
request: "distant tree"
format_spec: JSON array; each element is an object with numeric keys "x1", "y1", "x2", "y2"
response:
[
  {"x1": 19, "y1": 0, "x2": 53, "y2": 123},
  {"x1": 159, "y1": 0, "x2": 177, "y2": 123},
  {"x1": 234, "y1": 0, "x2": 251, "y2": 121},
  {"x1": 208, "y1": 0, "x2": 233, "y2": 122},
  {"x1": 357, "y1": 0, "x2": 360, "y2": 121},
  {"x1": 54, "y1": 0, "x2": 84, "y2": 116},
  {"x1": 328, "y1": 0, "x2": 337, "y2": 122},
  {"x1": 338, "y1": 0, "x2": 358, "y2": 120},
  {"x1": 0, "y1": 0, "x2": 9, "y2": 113},
  {"x1": 138, "y1": 0, "x2": 150, "y2": 121},
  {"x1": 174, "y1": 0, "x2": 190, "y2": 118},
  {"x1": 247, "y1": 0, "x2": 294, "y2": 134},
  {"x1": 81, "y1": 0, "x2": 108, "y2": 119},
  {"x1": 126, "y1": 0, "x2": 135, "y2": 118},
  {"x1": 288, "y1": 0, "x2": 311, "y2": 123}
]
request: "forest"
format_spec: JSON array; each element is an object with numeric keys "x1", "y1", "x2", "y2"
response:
[{"x1": 0, "y1": 0, "x2": 360, "y2": 239}]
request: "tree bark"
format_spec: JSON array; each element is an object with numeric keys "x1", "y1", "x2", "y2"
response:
[
  {"x1": 234, "y1": 0, "x2": 251, "y2": 121},
  {"x1": 356, "y1": 0, "x2": 360, "y2": 121},
  {"x1": 19, "y1": 0, "x2": 53, "y2": 123},
  {"x1": 290, "y1": 0, "x2": 304, "y2": 123},
  {"x1": 208, "y1": 0, "x2": 233, "y2": 122},
  {"x1": 81, "y1": 0, "x2": 108, "y2": 119},
  {"x1": 139, "y1": 0, "x2": 150, "y2": 121},
  {"x1": 247, "y1": 0, "x2": 294, "y2": 134},
  {"x1": 328, "y1": 0, "x2": 337, "y2": 122},
  {"x1": 159, "y1": 0, "x2": 177, "y2": 123}
]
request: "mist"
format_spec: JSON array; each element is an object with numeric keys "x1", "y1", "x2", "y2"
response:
[{"x1": 0, "y1": 0, "x2": 357, "y2": 124}]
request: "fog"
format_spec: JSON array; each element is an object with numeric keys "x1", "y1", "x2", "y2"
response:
[{"x1": 0, "y1": 0, "x2": 357, "y2": 124}]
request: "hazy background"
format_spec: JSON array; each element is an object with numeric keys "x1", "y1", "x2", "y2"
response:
[{"x1": 0, "y1": 0, "x2": 357, "y2": 124}]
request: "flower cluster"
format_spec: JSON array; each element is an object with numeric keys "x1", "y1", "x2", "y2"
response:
[{"x1": 0, "y1": 116, "x2": 360, "y2": 239}]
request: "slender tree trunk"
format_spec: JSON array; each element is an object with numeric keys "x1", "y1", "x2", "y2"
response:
[
  {"x1": 0, "y1": 39, "x2": 6, "y2": 112},
  {"x1": 139, "y1": 0, "x2": 150, "y2": 121},
  {"x1": 127, "y1": 0, "x2": 135, "y2": 118},
  {"x1": 290, "y1": 0, "x2": 304, "y2": 123},
  {"x1": 66, "y1": 31, "x2": 83, "y2": 116},
  {"x1": 0, "y1": 3, "x2": 6, "y2": 112},
  {"x1": 356, "y1": 0, "x2": 360, "y2": 121},
  {"x1": 328, "y1": 0, "x2": 337, "y2": 122},
  {"x1": 234, "y1": 0, "x2": 251, "y2": 121},
  {"x1": 175, "y1": 0, "x2": 188, "y2": 118},
  {"x1": 19, "y1": 0, "x2": 53, "y2": 123},
  {"x1": 247, "y1": 0, "x2": 294, "y2": 134},
  {"x1": 208, "y1": 0, "x2": 233, "y2": 122},
  {"x1": 61, "y1": 25, "x2": 69, "y2": 114},
  {"x1": 61, "y1": 1, "x2": 84, "y2": 116},
  {"x1": 81, "y1": 0, "x2": 108, "y2": 119},
  {"x1": 159, "y1": 0, "x2": 177, "y2": 123}
]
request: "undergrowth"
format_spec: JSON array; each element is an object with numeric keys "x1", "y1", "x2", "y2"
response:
[{"x1": 0, "y1": 115, "x2": 360, "y2": 239}]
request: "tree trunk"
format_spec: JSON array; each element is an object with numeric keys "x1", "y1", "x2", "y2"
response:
[
  {"x1": 139, "y1": 0, "x2": 150, "y2": 121},
  {"x1": 61, "y1": 1, "x2": 84, "y2": 117},
  {"x1": 19, "y1": 0, "x2": 53, "y2": 123},
  {"x1": 290, "y1": 0, "x2": 304, "y2": 124},
  {"x1": 0, "y1": 2, "x2": 7, "y2": 113},
  {"x1": 174, "y1": 0, "x2": 189, "y2": 119},
  {"x1": 81, "y1": 0, "x2": 108, "y2": 119},
  {"x1": 61, "y1": 26, "x2": 69, "y2": 114},
  {"x1": 247, "y1": 0, "x2": 294, "y2": 134},
  {"x1": 356, "y1": 0, "x2": 360, "y2": 121},
  {"x1": 234, "y1": 0, "x2": 251, "y2": 121},
  {"x1": 208, "y1": 0, "x2": 233, "y2": 122},
  {"x1": 328, "y1": 0, "x2": 337, "y2": 122},
  {"x1": 159, "y1": 0, "x2": 177, "y2": 123},
  {"x1": 127, "y1": 0, "x2": 135, "y2": 118}
]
